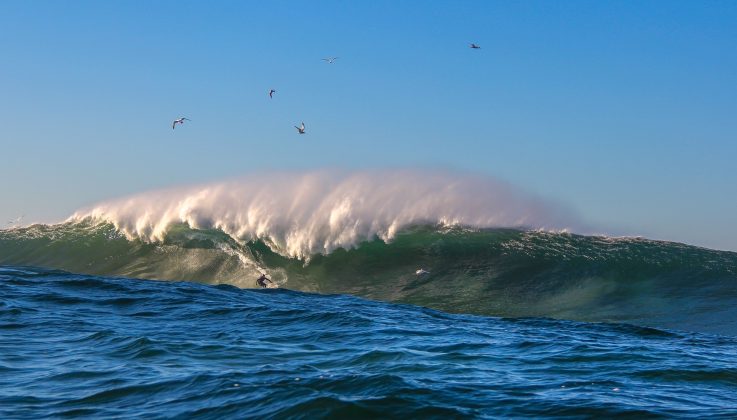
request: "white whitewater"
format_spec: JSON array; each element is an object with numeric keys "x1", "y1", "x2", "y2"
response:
[{"x1": 70, "y1": 169, "x2": 582, "y2": 260}]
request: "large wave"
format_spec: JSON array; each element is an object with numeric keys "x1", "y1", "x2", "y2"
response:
[
  {"x1": 67, "y1": 169, "x2": 582, "y2": 259},
  {"x1": 2, "y1": 222, "x2": 736, "y2": 335},
  {"x1": 2, "y1": 170, "x2": 736, "y2": 335}
]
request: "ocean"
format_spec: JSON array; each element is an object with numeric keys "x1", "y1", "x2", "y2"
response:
[{"x1": 2, "y1": 171, "x2": 737, "y2": 417}]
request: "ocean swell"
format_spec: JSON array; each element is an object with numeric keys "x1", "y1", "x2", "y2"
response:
[
  {"x1": 2, "y1": 222, "x2": 737, "y2": 335},
  {"x1": 3, "y1": 170, "x2": 736, "y2": 335}
]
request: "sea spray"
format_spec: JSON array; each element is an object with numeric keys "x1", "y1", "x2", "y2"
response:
[{"x1": 68, "y1": 169, "x2": 582, "y2": 259}]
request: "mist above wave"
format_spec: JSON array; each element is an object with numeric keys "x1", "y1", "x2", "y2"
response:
[{"x1": 70, "y1": 169, "x2": 582, "y2": 259}]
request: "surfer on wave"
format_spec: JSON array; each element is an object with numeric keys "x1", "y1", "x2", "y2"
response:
[{"x1": 257, "y1": 273, "x2": 275, "y2": 288}]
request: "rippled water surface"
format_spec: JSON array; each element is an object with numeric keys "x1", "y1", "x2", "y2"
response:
[{"x1": 1, "y1": 266, "x2": 736, "y2": 418}]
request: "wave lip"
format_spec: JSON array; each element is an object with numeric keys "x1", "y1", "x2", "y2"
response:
[{"x1": 69, "y1": 169, "x2": 581, "y2": 259}]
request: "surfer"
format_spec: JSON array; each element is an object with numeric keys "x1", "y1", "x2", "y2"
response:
[{"x1": 257, "y1": 273, "x2": 274, "y2": 288}]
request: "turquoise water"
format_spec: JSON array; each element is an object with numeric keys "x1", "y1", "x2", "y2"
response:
[{"x1": 2, "y1": 266, "x2": 736, "y2": 418}]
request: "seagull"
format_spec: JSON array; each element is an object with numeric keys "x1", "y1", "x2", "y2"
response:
[
  {"x1": 269, "y1": 89, "x2": 276, "y2": 99},
  {"x1": 415, "y1": 268, "x2": 430, "y2": 276},
  {"x1": 294, "y1": 122, "x2": 306, "y2": 134},
  {"x1": 470, "y1": 43, "x2": 481, "y2": 49},
  {"x1": 172, "y1": 117, "x2": 190, "y2": 129},
  {"x1": 322, "y1": 56, "x2": 339, "y2": 64}
]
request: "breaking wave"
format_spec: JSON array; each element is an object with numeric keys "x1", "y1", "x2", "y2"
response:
[
  {"x1": 67, "y1": 169, "x2": 581, "y2": 259},
  {"x1": 2, "y1": 170, "x2": 736, "y2": 335}
]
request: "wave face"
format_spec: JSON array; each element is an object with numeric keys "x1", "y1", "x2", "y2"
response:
[
  {"x1": 4, "y1": 266, "x2": 737, "y2": 418},
  {"x1": 2, "y1": 221, "x2": 736, "y2": 336}
]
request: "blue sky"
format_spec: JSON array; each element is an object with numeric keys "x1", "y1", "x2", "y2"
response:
[{"x1": 1, "y1": 1, "x2": 736, "y2": 251}]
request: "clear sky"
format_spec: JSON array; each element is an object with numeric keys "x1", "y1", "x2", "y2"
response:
[{"x1": 1, "y1": 1, "x2": 736, "y2": 251}]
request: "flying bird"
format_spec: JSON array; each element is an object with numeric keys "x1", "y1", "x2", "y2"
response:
[
  {"x1": 470, "y1": 43, "x2": 481, "y2": 49},
  {"x1": 269, "y1": 89, "x2": 276, "y2": 98},
  {"x1": 294, "y1": 122, "x2": 306, "y2": 134},
  {"x1": 415, "y1": 268, "x2": 430, "y2": 276},
  {"x1": 172, "y1": 117, "x2": 190, "y2": 129},
  {"x1": 322, "y1": 56, "x2": 339, "y2": 64}
]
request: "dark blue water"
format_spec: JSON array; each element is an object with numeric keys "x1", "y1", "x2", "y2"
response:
[{"x1": 2, "y1": 266, "x2": 736, "y2": 418}]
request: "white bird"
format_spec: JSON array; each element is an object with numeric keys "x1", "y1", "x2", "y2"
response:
[
  {"x1": 322, "y1": 56, "x2": 339, "y2": 64},
  {"x1": 294, "y1": 122, "x2": 306, "y2": 134},
  {"x1": 470, "y1": 43, "x2": 481, "y2": 49},
  {"x1": 415, "y1": 268, "x2": 430, "y2": 276},
  {"x1": 172, "y1": 117, "x2": 190, "y2": 129}
]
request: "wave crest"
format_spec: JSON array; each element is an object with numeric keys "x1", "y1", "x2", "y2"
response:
[{"x1": 69, "y1": 169, "x2": 580, "y2": 259}]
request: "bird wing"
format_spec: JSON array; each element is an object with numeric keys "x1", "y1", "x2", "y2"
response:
[{"x1": 172, "y1": 121, "x2": 176, "y2": 129}]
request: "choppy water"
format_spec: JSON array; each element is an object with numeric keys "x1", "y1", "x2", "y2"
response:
[{"x1": 2, "y1": 266, "x2": 736, "y2": 418}]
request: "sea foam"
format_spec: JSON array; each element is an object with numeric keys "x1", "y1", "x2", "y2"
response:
[{"x1": 70, "y1": 169, "x2": 581, "y2": 259}]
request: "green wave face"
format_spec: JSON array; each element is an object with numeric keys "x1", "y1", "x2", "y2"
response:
[
  {"x1": 0, "y1": 222, "x2": 257, "y2": 284},
  {"x1": 2, "y1": 222, "x2": 736, "y2": 335}
]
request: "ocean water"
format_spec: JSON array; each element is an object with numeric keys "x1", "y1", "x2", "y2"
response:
[
  {"x1": 3, "y1": 222, "x2": 736, "y2": 336},
  {"x1": 2, "y1": 266, "x2": 737, "y2": 418},
  {"x1": 2, "y1": 171, "x2": 737, "y2": 417}
]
